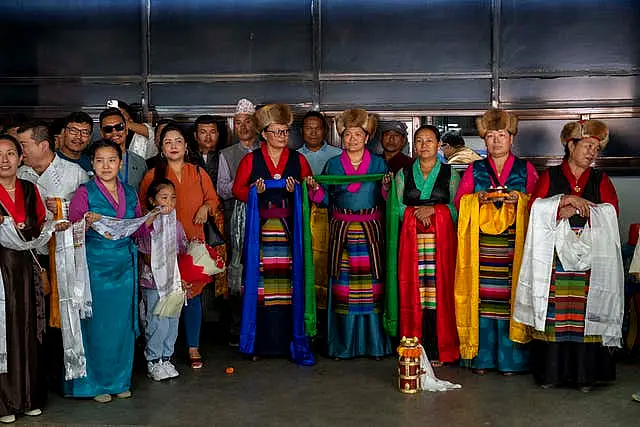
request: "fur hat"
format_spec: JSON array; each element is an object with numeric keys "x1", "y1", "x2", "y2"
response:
[
  {"x1": 255, "y1": 104, "x2": 293, "y2": 130},
  {"x1": 336, "y1": 109, "x2": 377, "y2": 136},
  {"x1": 476, "y1": 109, "x2": 518, "y2": 137},
  {"x1": 560, "y1": 120, "x2": 609, "y2": 150}
]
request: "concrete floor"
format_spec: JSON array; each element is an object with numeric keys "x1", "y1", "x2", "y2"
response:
[{"x1": 12, "y1": 340, "x2": 640, "y2": 427}]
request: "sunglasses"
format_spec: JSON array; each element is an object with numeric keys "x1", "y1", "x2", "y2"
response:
[{"x1": 102, "y1": 122, "x2": 125, "y2": 133}]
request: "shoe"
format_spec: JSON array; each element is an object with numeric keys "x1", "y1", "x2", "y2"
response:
[
  {"x1": 472, "y1": 368, "x2": 488, "y2": 375},
  {"x1": 162, "y1": 360, "x2": 179, "y2": 379},
  {"x1": 24, "y1": 409, "x2": 42, "y2": 416},
  {"x1": 0, "y1": 415, "x2": 15, "y2": 424},
  {"x1": 148, "y1": 361, "x2": 170, "y2": 381},
  {"x1": 579, "y1": 386, "x2": 593, "y2": 393},
  {"x1": 190, "y1": 355, "x2": 203, "y2": 369},
  {"x1": 540, "y1": 384, "x2": 555, "y2": 390},
  {"x1": 93, "y1": 394, "x2": 112, "y2": 403},
  {"x1": 632, "y1": 391, "x2": 640, "y2": 402},
  {"x1": 116, "y1": 390, "x2": 132, "y2": 399},
  {"x1": 228, "y1": 335, "x2": 239, "y2": 347},
  {"x1": 502, "y1": 372, "x2": 516, "y2": 377}
]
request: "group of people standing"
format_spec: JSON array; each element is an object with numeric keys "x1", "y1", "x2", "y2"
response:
[{"x1": 0, "y1": 98, "x2": 630, "y2": 423}]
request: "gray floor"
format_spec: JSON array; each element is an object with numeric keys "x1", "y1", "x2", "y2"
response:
[{"x1": 13, "y1": 345, "x2": 640, "y2": 427}]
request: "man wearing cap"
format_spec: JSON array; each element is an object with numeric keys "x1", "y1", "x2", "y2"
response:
[
  {"x1": 381, "y1": 120, "x2": 413, "y2": 173},
  {"x1": 454, "y1": 108, "x2": 538, "y2": 376},
  {"x1": 217, "y1": 99, "x2": 260, "y2": 346},
  {"x1": 514, "y1": 119, "x2": 621, "y2": 392}
]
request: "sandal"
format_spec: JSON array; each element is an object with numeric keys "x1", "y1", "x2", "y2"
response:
[
  {"x1": 431, "y1": 361, "x2": 443, "y2": 368},
  {"x1": 190, "y1": 355, "x2": 203, "y2": 369}
]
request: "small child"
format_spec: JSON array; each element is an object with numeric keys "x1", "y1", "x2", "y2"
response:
[{"x1": 138, "y1": 179, "x2": 188, "y2": 381}]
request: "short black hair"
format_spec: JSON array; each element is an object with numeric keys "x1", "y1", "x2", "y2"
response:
[
  {"x1": 194, "y1": 115, "x2": 217, "y2": 129},
  {"x1": 99, "y1": 108, "x2": 126, "y2": 126},
  {"x1": 65, "y1": 112, "x2": 94, "y2": 131},
  {"x1": 414, "y1": 125, "x2": 441, "y2": 142},
  {"x1": 0, "y1": 134, "x2": 23, "y2": 156},
  {"x1": 441, "y1": 131, "x2": 465, "y2": 148},
  {"x1": 193, "y1": 115, "x2": 229, "y2": 150},
  {"x1": 17, "y1": 121, "x2": 55, "y2": 152},
  {"x1": 90, "y1": 138, "x2": 123, "y2": 161},
  {"x1": 303, "y1": 111, "x2": 328, "y2": 131}
]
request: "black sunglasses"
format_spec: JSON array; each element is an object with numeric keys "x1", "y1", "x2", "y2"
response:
[{"x1": 102, "y1": 122, "x2": 125, "y2": 133}]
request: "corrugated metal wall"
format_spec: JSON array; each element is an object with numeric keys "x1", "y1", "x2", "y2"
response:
[{"x1": 0, "y1": 0, "x2": 639, "y2": 156}]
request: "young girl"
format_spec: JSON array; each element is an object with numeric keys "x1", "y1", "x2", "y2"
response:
[{"x1": 138, "y1": 179, "x2": 188, "y2": 381}]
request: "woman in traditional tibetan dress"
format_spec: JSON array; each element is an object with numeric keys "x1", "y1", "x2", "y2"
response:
[
  {"x1": 0, "y1": 135, "x2": 48, "y2": 423},
  {"x1": 66, "y1": 139, "x2": 158, "y2": 403},
  {"x1": 517, "y1": 120, "x2": 620, "y2": 391},
  {"x1": 454, "y1": 109, "x2": 538, "y2": 375},
  {"x1": 233, "y1": 104, "x2": 312, "y2": 360},
  {"x1": 308, "y1": 109, "x2": 392, "y2": 359},
  {"x1": 396, "y1": 125, "x2": 460, "y2": 366}
]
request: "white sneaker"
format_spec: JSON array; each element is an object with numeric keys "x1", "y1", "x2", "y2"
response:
[
  {"x1": 162, "y1": 360, "x2": 179, "y2": 379},
  {"x1": 24, "y1": 409, "x2": 42, "y2": 416},
  {"x1": 147, "y1": 361, "x2": 169, "y2": 381},
  {"x1": 0, "y1": 415, "x2": 15, "y2": 424}
]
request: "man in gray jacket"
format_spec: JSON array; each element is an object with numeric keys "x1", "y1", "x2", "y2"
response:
[{"x1": 217, "y1": 98, "x2": 260, "y2": 346}]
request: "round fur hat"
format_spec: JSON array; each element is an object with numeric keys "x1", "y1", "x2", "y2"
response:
[
  {"x1": 560, "y1": 119, "x2": 609, "y2": 150},
  {"x1": 255, "y1": 104, "x2": 293, "y2": 130},
  {"x1": 476, "y1": 108, "x2": 518, "y2": 137},
  {"x1": 336, "y1": 109, "x2": 377, "y2": 136}
]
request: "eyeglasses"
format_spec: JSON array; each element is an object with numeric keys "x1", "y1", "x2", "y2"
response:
[
  {"x1": 66, "y1": 127, "x2": 91, "y2": 137},
  {"x1": 265, "y1": 129, "x2": 290, "y2": 138},
  {"x1": 101, "y1": 123, "x2": 126, "y2": 133}
]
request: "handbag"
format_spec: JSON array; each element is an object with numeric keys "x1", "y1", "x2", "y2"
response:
[{"x1": 196, "y1": 166, "x2": 225, "y2": 247}]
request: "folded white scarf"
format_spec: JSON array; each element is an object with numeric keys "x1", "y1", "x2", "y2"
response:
[
  {"x1": 514, "y1": 196, "x2": 623, "y2": 347},
  {"x1": 150, "y1": 211, "x2": 183, "y2": 317}
]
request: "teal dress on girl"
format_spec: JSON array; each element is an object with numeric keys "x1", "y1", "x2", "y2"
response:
[{"x1": 64, "y1": 178, "x2": 142, "y2": 397}]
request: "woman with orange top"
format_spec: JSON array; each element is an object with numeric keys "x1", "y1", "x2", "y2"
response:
[{"x1": 139, "y1": 124, "x2": 219, "y2": 369}]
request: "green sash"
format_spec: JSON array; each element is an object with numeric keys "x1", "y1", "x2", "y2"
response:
[{"x1": 302, "y1": 174, "x2": 399, "y2": 338}]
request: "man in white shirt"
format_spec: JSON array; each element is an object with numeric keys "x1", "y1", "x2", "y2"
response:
[{"x1": 16, "y1": 121, "x2": 89, "y2": 393}]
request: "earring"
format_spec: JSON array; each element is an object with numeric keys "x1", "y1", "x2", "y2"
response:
[{"x1": 160, "y1": 152, "x2": 165, "y2": 158}]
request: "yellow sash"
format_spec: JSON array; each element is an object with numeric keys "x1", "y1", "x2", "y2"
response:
[
  {"x1": 310, "y1": 204, "x2": 329, "y2": 310},
  {"x1": 455, "y1": 192, "x2": 531, "y2": 360}
]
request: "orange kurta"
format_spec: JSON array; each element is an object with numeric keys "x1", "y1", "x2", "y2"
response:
[{"x1": 139, "y1": 163, "x2": 219, "y2": 241}]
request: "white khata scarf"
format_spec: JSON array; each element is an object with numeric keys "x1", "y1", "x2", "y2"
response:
[
  {"x1": 514, "y1": 195, "x2": 624, "y2": 347},
  {"x1": 150, "y1": 210, "x2": 183, "y2": 317},
  {"x1": 0, "y1": 219, "x2": 63, "y2": 374}
]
